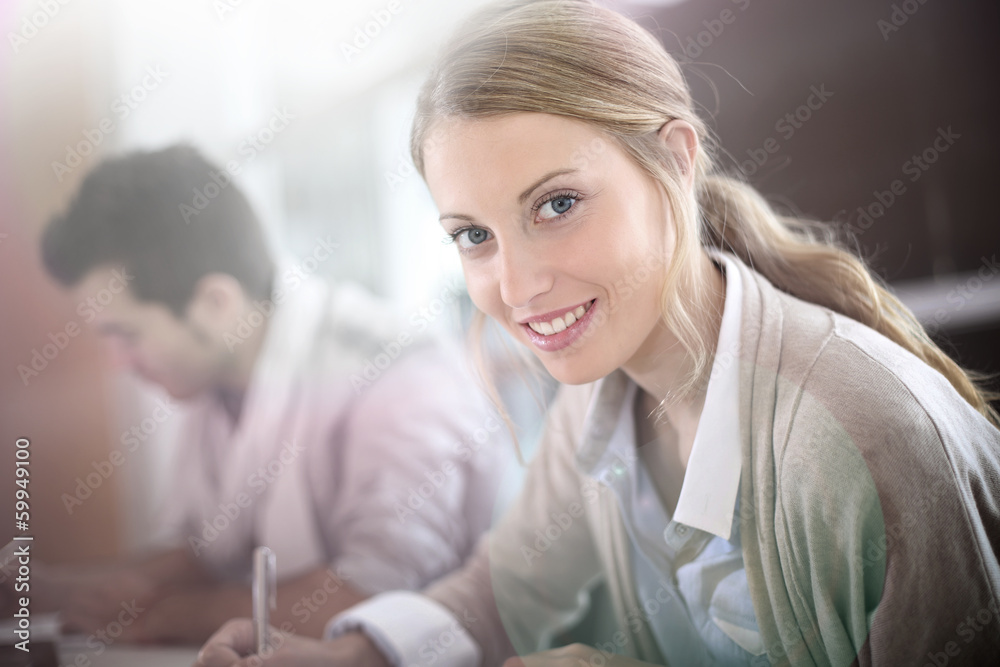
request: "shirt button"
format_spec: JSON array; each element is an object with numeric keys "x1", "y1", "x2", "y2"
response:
[{"x1": 676, "y1": 525, "x2": 688, "y2": 536}]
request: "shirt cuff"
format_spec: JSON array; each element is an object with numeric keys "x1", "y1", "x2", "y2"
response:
[{"x1": 325, "y1": 591, "x2": 481, "y2": 667}]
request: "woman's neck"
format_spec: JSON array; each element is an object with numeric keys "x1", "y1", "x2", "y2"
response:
[{"x1": 623, "y1": 250, "x2": 727, "y2": 463}]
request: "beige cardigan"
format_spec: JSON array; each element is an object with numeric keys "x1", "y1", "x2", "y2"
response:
[{"x1": 425, "y1": 253, "x2": 1000, "y2": 666}]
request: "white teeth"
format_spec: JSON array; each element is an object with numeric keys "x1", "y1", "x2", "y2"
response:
[{"x1": 527, "y1": 301, "x2": 592, "y2": 336}]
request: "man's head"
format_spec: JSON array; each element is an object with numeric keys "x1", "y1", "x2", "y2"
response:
[{"x1": 42, "y1": 145, "x2": 275, "y2": 398}]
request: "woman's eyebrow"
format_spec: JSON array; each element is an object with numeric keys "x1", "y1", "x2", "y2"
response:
[
  {"x1": 439, "y1": 167, "x2": 579, "y2": 223},
  {"x1": 438, "y1": 212, "x2": 475, "y2": 224},
  {"x1": 517, "y1": 168, "x2": 577, "y2": 204}
]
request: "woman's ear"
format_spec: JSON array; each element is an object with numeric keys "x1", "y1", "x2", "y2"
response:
[{"x1": 657, "y1": 119, "x2": 699, "y2": 191}]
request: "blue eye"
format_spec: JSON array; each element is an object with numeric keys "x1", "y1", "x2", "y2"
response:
[
  {"x1": 453, "y1": 227, "x2": 491, "y2": 250},
  {"x1": 538, "y1": 195, "x2": 577, "y2": 220},
  {"x1": 466, "y1": 229, "x2": 488, "y2": 244},
  {"x1": 552, "y1": 197, "x2": 573, "y2": 213}
]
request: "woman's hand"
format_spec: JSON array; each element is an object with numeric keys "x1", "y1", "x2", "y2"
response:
[
  {"x1": 503, "y1": 644, "x2": 657, "y2": 667},
  {"x1": 195, "y1": 619, "x2": 391, "y2": 667}
]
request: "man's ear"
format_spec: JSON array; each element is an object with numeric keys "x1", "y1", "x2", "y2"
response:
[
  {"x1": 184, "y1": 273, "x2": 247, "y2": 338},
  {"x1": 657, "y1": 119, "x2": 699, "y2": 191}
]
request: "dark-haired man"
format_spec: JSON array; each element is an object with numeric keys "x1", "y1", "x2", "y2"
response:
[{"x1": 26, "y1": 145, "x2": 505, "y2": 645}]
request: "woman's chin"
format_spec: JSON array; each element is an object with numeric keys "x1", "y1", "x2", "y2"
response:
[{"x1": 540, "y1": 358, "x2": 615, "y2": 386}]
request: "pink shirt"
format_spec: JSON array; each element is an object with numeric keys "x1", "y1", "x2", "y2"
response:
[{"x1": 157, "y1": 276, "x2": 508, "y2": 592}]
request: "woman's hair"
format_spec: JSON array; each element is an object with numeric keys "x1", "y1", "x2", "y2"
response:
[{"x1": 411, "y1": 0, "x2": 999, "y2": 427}]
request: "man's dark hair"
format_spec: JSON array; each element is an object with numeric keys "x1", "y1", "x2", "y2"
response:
[{"x1": 42, "y1": 144, "x2": 274, "y2": 316}]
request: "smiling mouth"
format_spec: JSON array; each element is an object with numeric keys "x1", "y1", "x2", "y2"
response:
[{"x1": 525, "y1": 300, "x2": 595, "y2": 336}]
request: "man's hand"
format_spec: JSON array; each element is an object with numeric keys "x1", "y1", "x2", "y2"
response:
[
  {"x1": 195, "y1": 619, "x2": 391, "y2": 667},
  {"x1": 503, "y1": 644, "x2": 659, "y2": 667}
]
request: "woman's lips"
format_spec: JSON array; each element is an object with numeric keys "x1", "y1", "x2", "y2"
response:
[{"x1": 521, "y1": 299, "x2": 596, "y2": 352}]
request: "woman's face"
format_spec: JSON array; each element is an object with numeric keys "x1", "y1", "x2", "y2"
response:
[{"x1": 423, "y1": 113, "x2": 678, "y2": 385}]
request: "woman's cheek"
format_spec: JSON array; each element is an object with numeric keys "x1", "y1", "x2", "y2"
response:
[{"x1": 464, "y1": 276, "x2": 499, "y2": 319}]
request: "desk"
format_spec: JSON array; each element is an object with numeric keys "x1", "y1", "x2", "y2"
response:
[
  {"x1": 2, "y1": 614, "x2": 199, "y2": 666},
  {"x1": 0, "y1": 614, "x2": 199, "y2": 667},
  {"x1": 59, "y1": 642, "x2": 199, "y2": 667}
]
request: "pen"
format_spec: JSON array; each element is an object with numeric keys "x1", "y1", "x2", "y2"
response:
[{"x1": 252, "y1": 546, "x2": 276, "y2": 655}]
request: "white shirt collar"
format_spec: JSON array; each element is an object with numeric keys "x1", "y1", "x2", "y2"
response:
[
  {"x1": 672, "y1": 252, "x2": 743, "y2": 539},
  {"x1": 577, "y1": 252, "x2": 743, "y2": 541}
]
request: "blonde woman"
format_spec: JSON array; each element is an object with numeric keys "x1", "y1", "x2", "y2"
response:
[{"x1": 197, "y1": 1, "x2": 1000, "y2": 665}]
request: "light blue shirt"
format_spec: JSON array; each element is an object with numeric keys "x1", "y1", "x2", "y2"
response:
[
  {"x1": 328, "y1": 255, "x2": 764, "y2": 666},
  {"x1": 579, "y1": 253, "x2": 764, "y2": 665}
]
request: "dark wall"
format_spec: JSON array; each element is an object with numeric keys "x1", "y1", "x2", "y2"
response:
[{"x1": 628, "y1": 0, "x2": 999, "y2": 400}]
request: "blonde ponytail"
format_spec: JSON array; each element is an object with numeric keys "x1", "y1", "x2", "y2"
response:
[{"x1": 698, "y1": 174, "x2": 1000, "y2": 426}]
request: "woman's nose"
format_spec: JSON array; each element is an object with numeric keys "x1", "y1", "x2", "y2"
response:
[{"x1": 496, "y1": 238, "x2": 555, "y2": 309}]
